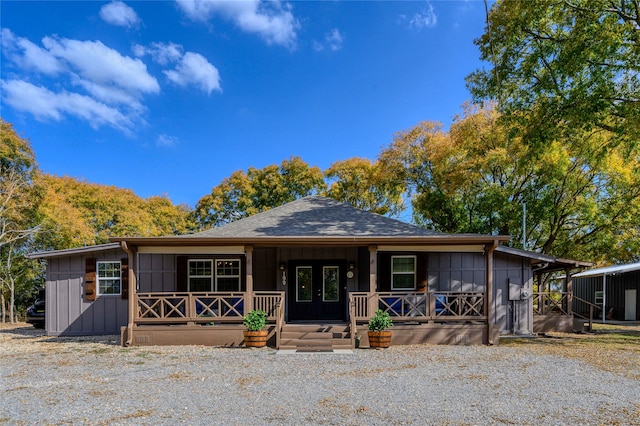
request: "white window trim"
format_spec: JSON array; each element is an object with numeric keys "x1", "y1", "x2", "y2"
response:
[
  {"x1": 188, "y1": 259, "x2": 214, "y2": 292},
  {"x1": 215, "y1": 259, "x2": 241, "y2": 292},
  {"x1": 391, "y1": 255, "x2": 416, "y2": 290},
  {"x1": 97, "y1": 260, "x2": 122, "y2": 296}
]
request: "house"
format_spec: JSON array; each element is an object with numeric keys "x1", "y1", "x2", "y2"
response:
[
  {"x1": 572, "y1": 263, "x2": 640, "y2": 322},
  {"x1": 28, "y1": 196, "x2": 589, "y2": 348}
]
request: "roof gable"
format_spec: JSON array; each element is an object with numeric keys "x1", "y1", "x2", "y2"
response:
[{"x1": 191, "y1": 196, "x2": 439, "y2": 238}]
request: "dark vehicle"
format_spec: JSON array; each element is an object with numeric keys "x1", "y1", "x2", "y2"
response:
[{"x1": 26, "y1": 289, "x2": 45, "y2": 329}]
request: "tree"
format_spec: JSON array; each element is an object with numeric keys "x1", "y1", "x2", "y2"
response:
[
  {"x1": 467, "y1": 0, "x2": 640, "y2": 152},
  {"x1": 378, "y1": 104, "x2": 640, "y2": 263},
  {"x1": 0, "y1": 119, "x2": 40, "y2": 323},
  {"x1": 35, "y1": 174, "x2": 195, "y2": 250},
  {"x1": 193, "y1": 157, "x2": 326, "y2": 228},
  {"x1": 324, "y1": 157, "x2": 405, "y2": 216},
  {"x1": 464, "y1": 1, "x2": 640, "y2": 263}
]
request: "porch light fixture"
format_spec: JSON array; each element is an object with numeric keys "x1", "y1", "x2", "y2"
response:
[
  {"x1": 280, "y1": 263, "x2": 286, "y2": 286},
  {"x1": 347, "y1": 263, "x2": 355, "y2": 279}
]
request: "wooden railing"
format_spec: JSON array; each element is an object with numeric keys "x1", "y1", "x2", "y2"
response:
[
  {"x1": 533, "y1": 291, "x2": 601, "y2": 331},
  {"x1": 571, "y1": 295, "x2": 597, "y2": 331},
  {"x1": 532, "y1": 292, "x2": 570, "y2": 316},
  {"x1": 135, "y1": 291, "x2": 284, "y2": 327},
  {"x1": 349, "y1": 291, "x2": 487, "y2": 337}
]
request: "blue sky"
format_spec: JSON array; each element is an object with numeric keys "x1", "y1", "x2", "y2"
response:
[{"x1": 1, "y1": 0, "x2": 490, "y2": 208}]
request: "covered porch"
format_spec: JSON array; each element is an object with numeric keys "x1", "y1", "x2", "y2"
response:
[{"x1": 121, "y1": 289, "x2": 493, "y2": 348}]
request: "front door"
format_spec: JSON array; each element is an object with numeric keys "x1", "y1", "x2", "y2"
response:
[{"x1": 288, "y1": 260, "x2": 346, "y2": 321}]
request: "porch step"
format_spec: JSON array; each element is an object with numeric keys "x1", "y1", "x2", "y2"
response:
[{"x1": 279, "y1": 324, "x2": 353, "y2": 351}]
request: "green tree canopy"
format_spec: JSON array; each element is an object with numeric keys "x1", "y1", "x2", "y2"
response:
[
  {"x1": 324, "y1": 157, "x2": 405, "y2": 216},
  {"x1": 0, "y1": 119, "x2": 42, "y2": 322},
  {"x1": 379, "y1": 104, "x2": 640, "y2": 263},
  {"x1": 467, "y1": 0, "x2": 640, "y2": 151},
  {"x1": 193, "y1": 157, "x2": 326, "y2": 228}
]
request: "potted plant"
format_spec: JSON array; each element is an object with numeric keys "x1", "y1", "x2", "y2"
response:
[
  {"x1": 368, "y1": 309, "x2": 393, "y2": 348},
  {"x1": 243, "y1": 309, "x2": 268, "y2": 348}
]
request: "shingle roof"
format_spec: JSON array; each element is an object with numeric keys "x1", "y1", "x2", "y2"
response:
[
  {"x1": 27, "y1": 243, "x2": 122, "y2": 259},
  {"x1": 191, "y1": 196, "x2": 440, "y2": 238}
]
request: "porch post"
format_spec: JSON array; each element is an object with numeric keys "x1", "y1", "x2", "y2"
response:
[
  {"x1": 485, "y1": 240, "x2": 498, "y2": 345},
  {"x1": 245, "y1": 246, "x2": 254, "y2": 313},
  {"x1": 368, "y1": 245, "x2": 378, "y2": 318},
  {"x1": 120, "y1": 241, "x2": 137, "y2": 346},
  {"x1": 565, "y1": 267, "x2": 573, "y2": 316}
]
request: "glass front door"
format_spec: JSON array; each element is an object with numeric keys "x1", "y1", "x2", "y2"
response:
[{"x1": 288, "y1": 260, "x2": 346, "y2": 321}]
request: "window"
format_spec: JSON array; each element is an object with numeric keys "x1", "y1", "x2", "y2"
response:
[
  {"x1": 97, "y1": 261, "x2": 121, "y2": 295},
  {"x1": 391, "y1": 256, "x2": 416, "y2": 290},
  {"x1": 595, "y1": 291, "x2": 604, "y2": 305},
  {"x1": 216, "y1": 259, "x2": 241, "y2": 291},
  {"x1": 323, "y1": 266, "x2": 339, "y2": 302},
  {"x1": 188, "y1": 259, "x2": 241, "y2": 292},
  {"x1": 296, "y1": 266, "x2": 312, "y2": 302},
  {"x1": 189, "y1": 260, "x2": 213, "y2": 292}
]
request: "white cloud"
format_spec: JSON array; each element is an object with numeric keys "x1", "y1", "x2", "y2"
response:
[
  {"x1": 100, "y1": 1, "x2": 141, "y2": 28},
  {"x1": 1, "y1": 30, "x2": 157, "y2": 132},
  {"x1": 1, "y1": 79, "x2": 133, "y2": 132},
  {"x1": 1, "y1": 29, "x2": 220, "y2": 134},
  {"x1": 156, "y1": 134, "x2": 179, "y2": 147},
  {"x1": 176, "y1": 0, "x2": 299, "y2": 48},
  {"x1": 42, "y1": 36, "x2": 160, "y2": 95},
  {"x1": 163, "y1": 52, "x2": 221, "y2": 95},
  {"x1": 134, "y1": 41, "x2": 221, "y2": 95},
  {"x1": 133, "y1": 42, "x2": 184, "y2": 66},
  {"x1": 314, "y1": 28, "x2": 344, "y2": 52},
  {"x1": 72, "y1": 76, "x2": 145, "y2": 112},
  {"x1": 1, "y1": 29, "x2": 62, "y2": 75},
  {"x1": 409, "y1": 2, "x2": 437, "y2": 30}
]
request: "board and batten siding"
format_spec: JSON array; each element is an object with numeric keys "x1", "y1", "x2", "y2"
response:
[
  {"x1": 494, "y1": 252, "x2": 533, "y2": 334},
  {"x1": 402, "y1": 251, "x2": 531, "y2": 334},
  {"x1": 45, "y1": 248, "x2": 128, "y2": 336},
  {"x1": 137, "y1": 254, "x2": 176, "y2": 293}
]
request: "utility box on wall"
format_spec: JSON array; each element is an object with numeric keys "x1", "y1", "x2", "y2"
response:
[{"x1": 509, "y1": 281, "x2": 522, "y2": 301}]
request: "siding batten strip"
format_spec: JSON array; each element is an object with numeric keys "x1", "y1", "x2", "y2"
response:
[
  {"x1": 369, "y1": 245, "x2": 378, "y2": 318},
  {"x1": 245, "y1": 246, "x2": 254, "y2": 312},
  {"x1": 486, "y1": 240, "x2": 498, "y2": 345}
]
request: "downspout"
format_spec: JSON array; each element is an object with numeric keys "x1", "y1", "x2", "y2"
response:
[
  {"x1": 120, "y1": 241, "x2": 136, "y2": 346},
  {"x1": 485, "y1": 240, "x2": 499, "y2": 345}
]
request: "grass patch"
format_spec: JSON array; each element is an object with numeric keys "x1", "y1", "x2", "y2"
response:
[{"x1": 501, "y1": 324, "x2": 640, "y2": 380}]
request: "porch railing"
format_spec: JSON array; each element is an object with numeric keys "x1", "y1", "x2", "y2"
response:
[
  {"x1": 532, "y1": 292, "x2": 570, "y2": 316},
  {"x1": 349, "y1": 292, "x2": 487, "y2": 346},
  {"x1": 135, "y1": 291, "x2": 284, "y2": 328},
  {"x1": 533, "y1": 292, "x2": 598, "y2": 331}
]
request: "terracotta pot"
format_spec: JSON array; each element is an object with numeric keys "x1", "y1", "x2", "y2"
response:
[
  {"x1": 368, "y1": 330, "x2": 392, "y2": 348},
  {"x1": 244, "y1": 330, "x2": 268, "y2": 348}
]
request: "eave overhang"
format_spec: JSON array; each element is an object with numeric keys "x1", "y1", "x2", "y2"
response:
[{"x1": 110, "y1": 235, "x2": 511, "y2": 248}]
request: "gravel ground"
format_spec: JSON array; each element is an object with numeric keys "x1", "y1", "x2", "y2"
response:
[{"x1": 1, "y1": 324, "x2": 639, "y2": 425}]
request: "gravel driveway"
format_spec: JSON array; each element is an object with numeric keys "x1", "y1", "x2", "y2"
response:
[{"x1": 1, "y1": 324, "x2": 639, "y2": 425}]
